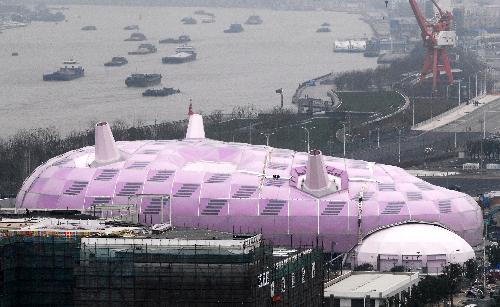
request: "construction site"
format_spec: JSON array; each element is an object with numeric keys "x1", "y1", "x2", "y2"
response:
[{"x1": 0, "y1": 220, "x2": 324, "y2": 307}]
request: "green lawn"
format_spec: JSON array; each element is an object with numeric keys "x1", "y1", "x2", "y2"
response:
[{"x1": 336, "y1": 91, "x2": 405, "y2": 115}]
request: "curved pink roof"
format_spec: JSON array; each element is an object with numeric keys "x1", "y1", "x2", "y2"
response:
[{"x1": 16, "y1": 138, "x2": 483, "y2": 252}]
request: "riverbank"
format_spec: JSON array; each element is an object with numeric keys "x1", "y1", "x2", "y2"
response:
[{"x1": 359, "y1": 12, "x2": 390, "y2": 38}]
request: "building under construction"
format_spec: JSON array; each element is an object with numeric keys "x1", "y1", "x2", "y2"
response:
[{"x1": 0, "y1": 222, "x2": 324, "y2": 306}]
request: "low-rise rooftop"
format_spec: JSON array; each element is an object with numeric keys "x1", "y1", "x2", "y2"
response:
[{"x1": 324, "y1": 271, "x2": 419, "y2": 299}]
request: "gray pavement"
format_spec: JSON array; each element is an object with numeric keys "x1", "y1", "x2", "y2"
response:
[
  {"x1": 300, "y1": 84, "x2": 333, "y2": 102},
  {"x1": 436, "y1": 95, "x2": 500, "y2": 134},
  {"x1": 413, "y1": 95, "x2": 500, "y2": 132}
]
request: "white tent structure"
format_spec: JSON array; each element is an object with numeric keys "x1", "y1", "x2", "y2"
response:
[{"x1": 356, "y1": 223, "x2": 475, "y2": 273}]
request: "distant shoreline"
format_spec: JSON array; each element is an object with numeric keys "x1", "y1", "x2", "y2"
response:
[{"x1": 17, "y1": 0, "x2": 366, "y2": 12}]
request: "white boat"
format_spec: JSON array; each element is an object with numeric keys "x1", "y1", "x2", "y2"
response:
[
  {"x1": 162, "y1": 45, "x2": 197, "y2": 64},
  {"x1": 334, "y1": 40, "x2": 367, "y2": 53}
]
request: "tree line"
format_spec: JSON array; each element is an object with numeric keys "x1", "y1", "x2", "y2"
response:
[
  {"x1": 466, "y1": 138, "x2": 500, "y2": 161},
  {"x1": 0, "y1": 105, "x2": 317, "y2": 197}
]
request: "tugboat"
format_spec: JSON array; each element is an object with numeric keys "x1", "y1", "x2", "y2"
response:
[
  {"x1": 181, "y1": 17, "x2": 197, "y2": 25},
  {"x1": 224, "y1": 23, "x2": 244, "y2": 33},
  {"x1": 124, "y1": 25, "x2": 139, "y2": 30},
  {"x1": 104, "y1": 57, "x2": 128, "y2": 67},
  {"x1": 125, "y1": 74, "x2": 162, "y2": 87},
  {"x1": 128, "y1": 43, "x2": 157, "y2": 55},
  {"x1": 124, "y1": 32, "x2": 146, "y2": 41},
  {"x1": 316, "y1": 27, "x2": 331, "y2": 33},
  {"x1": 81, "y1": 25, "x2": 97, "y2": 31},
  {"x1": 162, "y1": 45, "x2": 197, "y2": 64},
  {"x1": 142, "y1": 87, "x2": 180, "y2": 97},
  {"x1": 43, "y1": 60, "x2": 84, "y2": 81},
  {"x1": 245, "y1": 15, "x2": 263, "y2": 25},
  {"x1": 159, "y1": 35, "x2": 191, "y2": 44}
]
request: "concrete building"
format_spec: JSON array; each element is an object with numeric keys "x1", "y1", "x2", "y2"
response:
[
  {"x1": 0, "y1": 220, "x2": 324, "y2": 306},
  {"x1": 324, "y1": 271, "x2": 419, "y2": 307}
]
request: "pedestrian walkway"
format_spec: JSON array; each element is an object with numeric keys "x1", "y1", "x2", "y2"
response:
[{"x1": 412, "y1": 95, "x2": 500, "y2": 131}]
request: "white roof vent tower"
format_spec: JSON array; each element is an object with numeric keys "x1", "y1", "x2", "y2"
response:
[
  {"x1": 185, "y1": 103, "x2": 205, "y2": 139},
  {"x1": 303, "y1": 149, "x2": 337, "y2": 198},
  {"x1": 92, "y1": 122, "x2": 123, "y2": 166}
]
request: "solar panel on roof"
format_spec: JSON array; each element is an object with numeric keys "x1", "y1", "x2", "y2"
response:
[
  {"x1": 264, "y1": 178, "x2": 288, "y2": 187},
  {"x1": 438, "y1": 200, "x2": 452, "y2": 214},
  {"x1": 201, "y1": 199, "x2": 227, "y2": 215},
  {"x1": 261, "y1": 199, "x2": 286, "y2": 216},
  {"x1": 232, "y1": 185, "x2": 258, "y2": 199},
  {"x1": 173, "y1": 184, "x2": 200, "y2": 197},
  {"x1": 94, "y1": 169, "x2": 119, "y2": 181},
  {"x1": 63, "y1": 181, "x2": 89, "y2": 195},
  {"x1": 406, "y1": 191, "x2": 423, "y2": 201},
  {"x1": 378, "y1": 183, "x2": 396, "y2": 191},
  {"x1": 116, "y1": 182, "x2": 143, "y2": 196},
  {"x1": 126, "y1": 161, "x2": 150, "y2": 169},
  {"x1": 381, "y1": 201, "x2": 405, "y2": 215},
  {"x1": 322, "y1": 201, "x2": 346, "y2": 216},
  {"x1": 91, "y1": 197, "x2": 111, "y2": 205},
  {"x1": 143, "y1": 197, "x2": 168, "y2": 215},
  {"x1": 147, "y1": 170, "x2": 175, "y2": 182},
  {"x1": 205, "y1": 173, "x2": 231, "y2": 183}
]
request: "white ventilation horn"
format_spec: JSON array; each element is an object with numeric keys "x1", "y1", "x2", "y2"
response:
[
  {"x1": 94, "y1": 122, "x2": 120, "y2": 164},
  {"x1": 303, "y1": 149, "x2": 336, "y2": 198},
  {"x1": 186, "y1": 114, "x2": 205, "y2": 139}
]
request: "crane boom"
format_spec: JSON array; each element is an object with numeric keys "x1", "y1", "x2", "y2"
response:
[
  {"x1": 430, "y1": 0, "x2": 445, "y2": 17},
  {"x1": 407, "y1": 0, "x2": 455, "y2": 90},
  {"x1": 409, "y1": 0, "x2": 430, "y2": 37}
]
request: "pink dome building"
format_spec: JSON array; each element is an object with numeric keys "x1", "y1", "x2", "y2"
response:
[{"x1": 16, "y1": 114, "x2": 483, "y2": 252}]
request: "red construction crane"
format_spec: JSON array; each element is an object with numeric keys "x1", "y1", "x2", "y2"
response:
[{"x1": 408, "y1": 0, "x2": 456, "y2": 90}]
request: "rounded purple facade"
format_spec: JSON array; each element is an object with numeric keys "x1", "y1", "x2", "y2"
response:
[{"x1": 16, "y1": 137, "x2": 483, "y2": 252}]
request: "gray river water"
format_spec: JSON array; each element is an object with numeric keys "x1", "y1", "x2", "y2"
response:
[{"x1": 0, "y1": 5, "x2": 377, "y2": 138}]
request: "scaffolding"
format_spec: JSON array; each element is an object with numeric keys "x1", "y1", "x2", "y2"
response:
[
  {"x1": 0, "y1": 236, "x2": 80, "y2": 306},
  {"x1": 74, "y1": 241, "x2": 271, "y2": 306},
  {"x1": 0, "y1": 234, "x2": 324, "y2": 307}
]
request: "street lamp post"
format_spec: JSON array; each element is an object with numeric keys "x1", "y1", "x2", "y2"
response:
[
  {"x1": 376, "y1": 128, "x2": 380, "y2": 149},
  {"x1": 484, "y1": 69, "x2": 488, "y2": 95},
  {"x1": 476, "y1": 72, "x2": 478, "y2": 97},
  {"x1": 275, "y1": 88, "x2": 284, "y2": 108},
  {"x1": 398, "y1": 129, "x2": 401, "y2": 164},
  {"x1": 483, "y1": 110, "x2": 500, "y2": 139},
  {"x1": 343, "y1": 123, "x2": 347, "y2": 157},
  {"x1": 302, "y1": 126, "x2": 315, "y2": 153},
  {"x1": 412, "y1": 100, "x2": 415, "y2": 126},
  {"x1": 468, "y1": 75, "x2": 471, "y2": 100},
  {"x1": 260, "y1": 132, "x2": 275, "y2": 147},
  {"x1": 458, "y1": 79, "x2": 461, "y2": 105}
]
